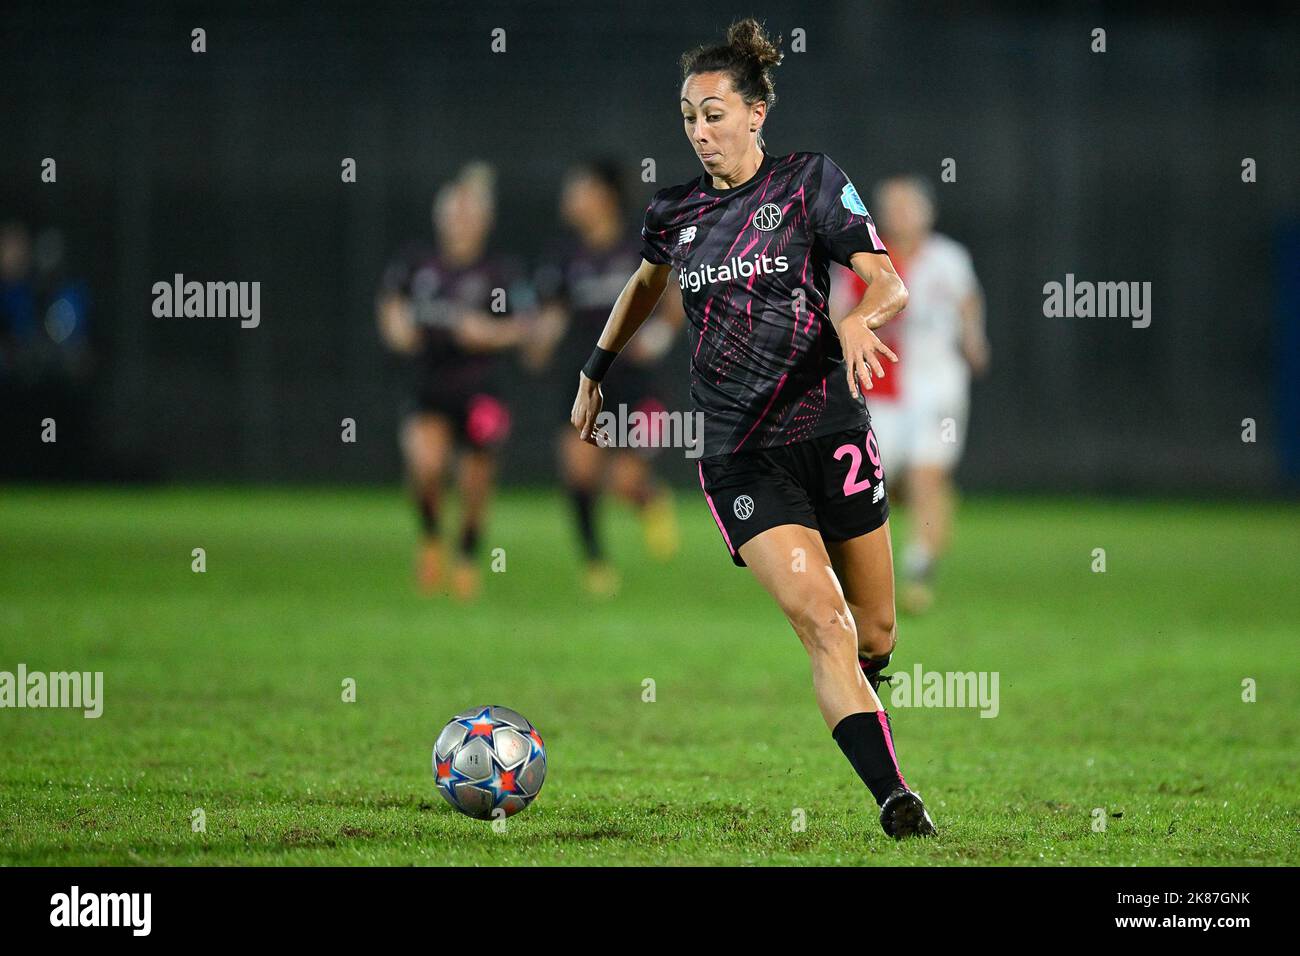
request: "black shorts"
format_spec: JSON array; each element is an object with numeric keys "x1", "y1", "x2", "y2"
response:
[
  {"x1": 406, "y1": 387, "x2": 511, "y2": 450},
  {"x1": 697, "y1": 423, "x2": 890, "y2": 567}
]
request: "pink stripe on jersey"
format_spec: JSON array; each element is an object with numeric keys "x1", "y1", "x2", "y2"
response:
[
  {"x1": 731, "y1": 372, "x2": 788, "y2": 453},
  {"x1": 697, "y1": 462, "x2": 736, "y2": 555},
  {"x1": 755, "y1": 156, "x2": 783, "y2": 202},
  {"x1": 694, "y1": 297, "x2": 713, "y2": 359}
]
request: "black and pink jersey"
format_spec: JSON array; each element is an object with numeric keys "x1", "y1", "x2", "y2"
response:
[
  {"x1": 640, "y1": 150, "x2": 887, "y2": 459},
  {"x1": 379, "y1": 245, "x2": 533, "y2": 396}
]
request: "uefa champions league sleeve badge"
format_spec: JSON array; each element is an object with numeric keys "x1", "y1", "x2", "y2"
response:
[{"x1": 840, "y1": 182, "x2": 868, "y2": 216}]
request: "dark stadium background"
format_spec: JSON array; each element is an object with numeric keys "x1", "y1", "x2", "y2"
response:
[{"x1": 2, "y1": 0, "x2": 1297, "y2": 493}]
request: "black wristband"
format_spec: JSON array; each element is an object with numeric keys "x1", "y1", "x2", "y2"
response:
[{"x1": 582, "y1": 346, "x2": 618, "y2": 383}]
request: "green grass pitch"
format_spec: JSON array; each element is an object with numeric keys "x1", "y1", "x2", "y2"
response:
[{"x1": 0, "y1": 486, "x2": 1296, "y2": 866}]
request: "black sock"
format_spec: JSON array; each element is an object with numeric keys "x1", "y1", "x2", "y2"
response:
[
  {"x1": 459, "y1": 522, "x2": 480, "y2": 559},
  {"x1": 417, "y1": 490, "x2": 439, "y2": 537},
  {"x1": 570, "y1": 487, "x2": 602, "y2": 562},
  {"x1": 832, "y1": 711, "x2": 908, "y2": 806}
]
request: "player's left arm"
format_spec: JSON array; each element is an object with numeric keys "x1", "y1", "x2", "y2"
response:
[
  {"x1": 832, "y1": 251, "x2": 907, "y2": 399},
  {"x1": 376, "y1": 292, "x2": 419, "y2": 354}
]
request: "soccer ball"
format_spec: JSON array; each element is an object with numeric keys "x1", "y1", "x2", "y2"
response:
[{"x1": 432, "y1": 705, "x2": 547, "y2": 819}]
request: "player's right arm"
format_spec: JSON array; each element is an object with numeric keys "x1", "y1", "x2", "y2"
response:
[
  {"x1": 376, "y1": 251, "x2": 420, "y2": 355},
  {"x1": 570, "y1": 258, "x2": 673, "y2": 444},
  {"x1": 834, "y1": 251, "x2": 905, "y2": 399},
  {"x1": 376, "y1": 292, "x2": 419, "y2": 355}
]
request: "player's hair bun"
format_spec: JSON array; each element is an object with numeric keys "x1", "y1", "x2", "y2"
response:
[
  {"x1": 726, "y1": 17, "x2": 783, "y2": 73},
  {"x1": 680, "y1": 17, "x2": 782, "y2": 115}
]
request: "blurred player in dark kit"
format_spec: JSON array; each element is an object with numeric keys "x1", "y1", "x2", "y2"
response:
[
  {"x1": 529, "y1": 160, "x2": 684, "y2": 596},
  {"x1": 377, "y1": 163, "x2": 534, "y2": 599}
]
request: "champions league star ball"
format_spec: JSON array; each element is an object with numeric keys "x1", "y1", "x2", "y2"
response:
[{"x1": 433, "y1": 706, "x2": 547, "y2": 819}]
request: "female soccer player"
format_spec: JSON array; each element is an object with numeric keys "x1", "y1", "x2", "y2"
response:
[
  {"x1": 530, "y1": 160, "x2": 684, "y2": 596},
  {"x1": 570, "y1": 19, "x2": 937, "y2": 838},
  {"x1": 377, "y1": 162, "x2": 533, "y2": 600}
]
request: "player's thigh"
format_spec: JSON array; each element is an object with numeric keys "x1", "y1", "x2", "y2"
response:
[
  {"x1": 826, "y1": 520, "x2": 897, "y2": 657},
  {"x1": 739, "y1": 524, "x2": 856, "y2": 655},
  {"x1": 905, "y1": 464, "x2": 951, "y2": 502},
  {"x1": 559, "y1": 428, "x2": 604, "y2": 487},
  {"x1": 459, "y1": 447, "x2": 496, "y2": 494},
  {"x1": 810, "y1": 425, "x2": 895, "y2": 656},
  {"x1": 697, "y1": 449, "x2": 816, "y2": 567},
  {"x1": 402, "y1": 414, "x2": 454, "y2": 480},
  {"x1": 608, "y1": 450, "x2": 652, "y2": 499}
]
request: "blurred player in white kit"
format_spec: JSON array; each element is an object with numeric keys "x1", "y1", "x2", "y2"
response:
[{"x1": 832, "y1": 175, "x2": 990, "y2": 614}]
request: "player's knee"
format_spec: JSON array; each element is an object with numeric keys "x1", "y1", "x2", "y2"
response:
[
  {"x1": 615, "y1": 472, "x2": 651, "y2": 505},
  {"x1": 790, "y1": 600, "x2": 858, "y2": 660},
  {"x1": 561, "y1": 443, "x2": 601, "y2": 487},
  {"x1": 410, "y1": 458, "x2": 443, "y2": 489},
  {"x1": 854, "y1": 603, "x2": 896, "y2": 659}
]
